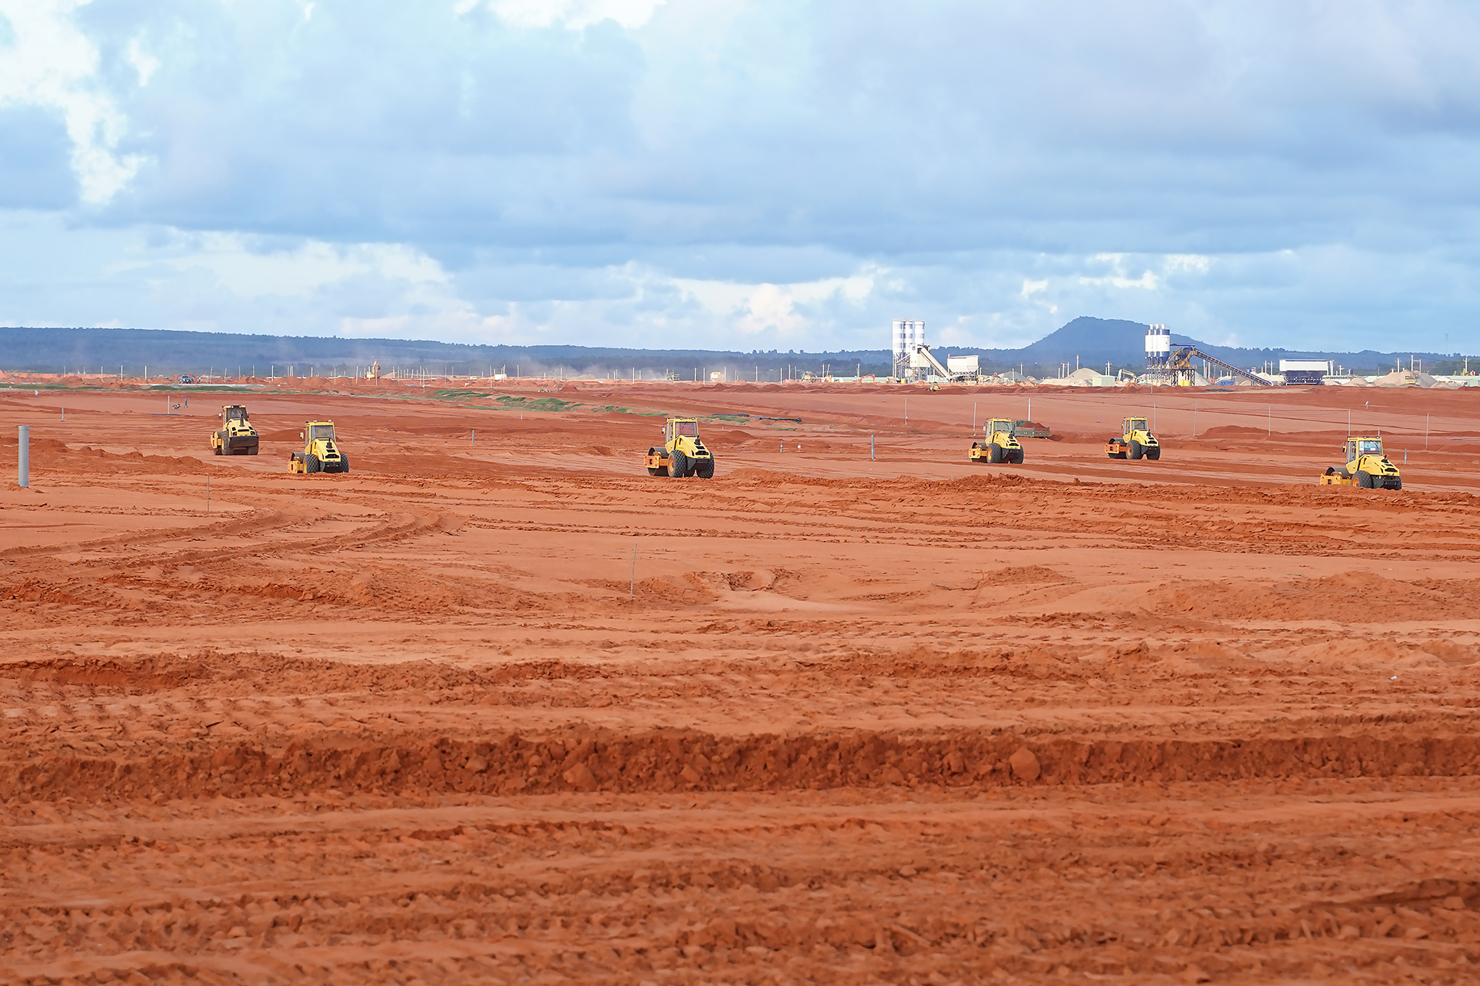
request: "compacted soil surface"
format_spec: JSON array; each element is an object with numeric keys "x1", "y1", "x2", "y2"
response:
[{"x1": 2, "y1": 378, "x2": 1480, "y2": 985}]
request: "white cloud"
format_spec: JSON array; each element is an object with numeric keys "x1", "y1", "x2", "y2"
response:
[
  {"x1": 183, "y1": 237, "x2": 441, "y2": 299},
  {"x1": 1020, "y1": 278, "x2": 1048, "y2": 298},
  {"x1": 669, "y1": 269, "x2": 876, "y2": 337},
  {"x1": 483, "y1": 0, "x2": 666, "y2": 30},
  {"x1": 125, "y1": 38, "x2": 158, "y2": 88},
  {"x1": 1077, "y1": 255, "x2": 1160, "y2": 291},
  {"x1": 0, "y1": 0, "x2": 145, "y2": 204},
  {"x1": 1077, "y1": 271, "x2": 1160, "y2": 290},
  {"x1": 1164, "y1": 254, "x2": 1211, "y2": 274}
]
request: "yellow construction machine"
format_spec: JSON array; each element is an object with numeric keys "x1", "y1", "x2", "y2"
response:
[
  {"x1": 289, "y1": 420, "x2": 349, "y2": 474},
  {"x1": 970, "y1": 417, "x2": 1024, "y2": 464},
  {"x1": 211, "y1": 404, "x2": 259, "y2": 455},
  {"x1": 1106, "y1": 416, "x2": 1161, "y2": 460},
  {"x1": 1319, "y1": 436, "x2": 1401, "y2": 489},
  {"x1": 645, "y1": 417, "x2": 715, "y2": 478}
]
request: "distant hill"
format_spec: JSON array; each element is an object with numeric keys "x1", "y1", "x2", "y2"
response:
[
  {"x1": 0, "y1": 322, "x2": 1452, "y2": 378},
  {"x1": 0, "y1": 327, "x2": 893, "y2": 379}
]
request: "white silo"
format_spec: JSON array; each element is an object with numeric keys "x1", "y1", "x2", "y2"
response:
[
  {"x1": 892, "y1": 319, "x2": 924, "y2": 376},
  {"x1": 1144, "y1": 324, "x2": 1171, "y2": 369}
]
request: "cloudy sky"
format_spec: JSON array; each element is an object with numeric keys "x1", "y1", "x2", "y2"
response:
[{"x1": 1, "y1": 0, "x2": 1477, "y2": 352}]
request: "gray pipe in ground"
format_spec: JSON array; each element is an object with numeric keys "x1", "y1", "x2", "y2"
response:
[{"x1": 18, "y1": 425, "x2": 29, "y2": 488}]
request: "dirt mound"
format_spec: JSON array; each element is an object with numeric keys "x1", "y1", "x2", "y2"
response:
[{"x1": 1199, "y1": 425, "x2": 1271, "y2": 438}]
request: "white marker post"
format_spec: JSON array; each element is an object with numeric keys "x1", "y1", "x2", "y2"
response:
[{"x1": 17, "y1": 426, "x2": 29, "y2": 488}]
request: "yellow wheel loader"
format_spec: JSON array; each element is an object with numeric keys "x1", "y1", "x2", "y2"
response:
[
  {"x1": 1106, "y1": 416, "x2": 1160, "y2": 460},
  {"x1": 211, "y1": 404, "x2": 259, "y2": 455},
  {"x1": 289, "y1": 420, "x2": 349, "y2": 474},
  {"x1": 1319, "y1": 436, "x2": 1401, "y2": 490},
  {"x1": 644, "y1": 417, "x2": 715, "y2": 478},
  {"x1": 969, "y1": 417, "x2": 1024, "y2": 464}
]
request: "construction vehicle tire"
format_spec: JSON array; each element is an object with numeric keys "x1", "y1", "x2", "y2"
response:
[
  {"x1": 1012, "y1": 449, "x2": 1024, "y2": 464},
  {"x1": 340, "y1": 454, "x2": 349, "y2": 474},
  {"x1": 1356, "y1": 469, "x2": 1374, "y2": 489},
  {"x1": 988, "y1": 442, "x2": 1003, "y2": 464},
  {"x1": 249, "y1": 446, "x2": 258, "y2": 455},
  {"x1": 697, "y1": 458, "x2": 715, "y2": 479},
  {"x1": 1392, "y1": 478, "x2": 1402, "y2": 490},
  {"x1": 1128, "y1": 440, "x2": 1143, "y2": 460},
  {"x1": 668, "y1": 449, "x2": 688, "y2": 478},
  {"x1": 1146, "y1": 447, "x2": 1160, "y2": 461},
  {"x1": 305, "y1": 453, "x2": 321, "y2": 474}
]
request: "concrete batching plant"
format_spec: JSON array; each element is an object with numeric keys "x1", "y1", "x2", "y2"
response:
[
  {"x1": 1145, "y1": 324, "x2": 1171, "y2": 371},
  {"x1": 892, "y1": 320, "x2": 925, "y2": 378}
]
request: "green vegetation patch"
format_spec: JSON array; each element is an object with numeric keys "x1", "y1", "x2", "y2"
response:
[
  {"x1": 708, "y1": 413, "x2": 751, "y2": 422},
  {"x1": 492, "y1": 394, "x2": 581, "y2": 412},
  {"x1": 434, "y1": 388, "x2": 497, "y2": 400}
]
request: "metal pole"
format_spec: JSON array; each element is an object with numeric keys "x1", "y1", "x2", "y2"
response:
[
  {"x1": 17, "y1": 426, "x2": 28, "y2": 488},
  {"x1": 871, "y1": 434, "x2": 875, "y2": 460},
  {"x1": 471, "y1": 429, "x2": 476, "y2": 444}
]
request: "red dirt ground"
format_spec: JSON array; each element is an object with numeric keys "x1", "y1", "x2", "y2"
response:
[{"x1": 2, "y1": 377, "x2": 1480, "y2": 985}]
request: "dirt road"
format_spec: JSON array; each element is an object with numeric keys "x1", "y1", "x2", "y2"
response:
[{"x1": 2, "y1": 379, "x2": 1479, "y2": 984}]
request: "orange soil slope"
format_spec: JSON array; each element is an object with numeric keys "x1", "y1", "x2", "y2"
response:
[{"x1": 1, "y1": 381, "x2": 1480, "y2": 985}]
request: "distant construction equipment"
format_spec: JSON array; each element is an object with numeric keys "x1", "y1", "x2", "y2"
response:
[
  {"x1": 1144, "y1": 324, "x2": 1277, "y2": 386},
  {"x1": 907, "y1": 344, "x2": 979, "y2": 384},
  {"x1": 1165, "y1": 347, "x2": 1270, "y2": 386},
  {"x1": 1106, "y1": 416, "x2": 1161, "y2": 460},
  {"x1": 970, "y1": 418, "x2": 1024, "y2": 464},
  {"x1": 1319, "y1": 437, "x2": 1401, "y2": 490}
]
